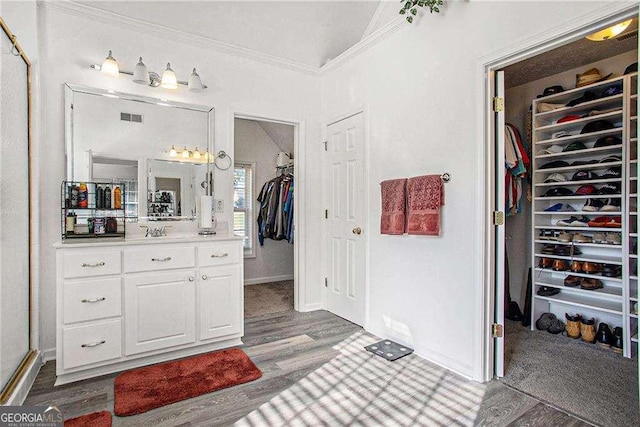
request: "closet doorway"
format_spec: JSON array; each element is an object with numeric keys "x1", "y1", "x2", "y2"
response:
[
  {"x1": 484, "y1": 6, "x2": 639, "y2": 425},
  {"x1": 233, "y1": 115, "x2": 299, "y2": 320}
]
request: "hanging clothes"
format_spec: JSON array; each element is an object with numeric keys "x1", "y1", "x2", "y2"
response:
[
  {"x1": 257, "y1": 173, "x2": 294, "y2": 245},
  {"x1": 505, "y1": 123, "x2": 530, "y2": 216}
]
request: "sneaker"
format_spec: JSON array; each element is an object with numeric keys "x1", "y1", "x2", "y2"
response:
[
  {"x1": 558, "y1": 231, "x2": 573, "y2": 243},
  {"x1": 538, "y1": 229, "x2": 559, "y2": 240},
  {"x1": 557, "y1": 216, "x2": 580, "y2": 227},
  {"x1": 599, "y1": 182, "x2": 622, "y2": 194},
  {"x1": 582, "y1": 198, "x2": 603, "y2": 212},
  {"x1": 606, "y1": 232, "x2": 622, "y2": 245},
  {"x1": 602, "y1": 264, "x2": 622, "y2": 277},
  {"x1": 600, "y1": 198, "x2": 621, "y2": 212},
  {"x1": 593, "y1": 232, "x2": 607, "y2": 244},
  {"x1": 612, "y1": 327, "x2": 623, "y2": 354},
  {"x1": 554, "y1": 245, "x2": 582, "y2": 256},
  {"x1": 588, "y1": 216, "x2": 609, "y2": 227},
  {"x1": 603, "y1": 216, "x2": 622, "y2": 228},
  {"x1": 545, "y1": 203, "x2": 576, "y2": 212},
  {"x1": 541, "y1": 244, "x2": 556, "y2": 254},
  {"x1": 572, "y1": 233, "x2": 592, "y2": 243},
  {"x1": 570, "y1": 216, "x2": 591, "y2": 227}
]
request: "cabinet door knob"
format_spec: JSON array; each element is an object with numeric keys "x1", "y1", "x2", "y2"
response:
[
  {"x1": 81, "y1": 297, "x2": 106, "y2": 303},
  {"x1": 202, "y1": 275, "x2": 208, "y2": 280},
  {"x1": 151, "y1": 256, "x2": 172, "y2": 262},
  {"x1": 352, "y1": 227, "x2": 362, "y2": 235},
  {"x1": 81, "y1": 340, "x2": 106, "y2": 348},
  {"x1": 211, "y1": 253, "x2": 229, "y2": 258},
  {"x1": 188, "y1": 276, "x2": 195, "y2": 282},
  {"x1": 81, "y1": 261, "x2": 105, "y2": 268}
]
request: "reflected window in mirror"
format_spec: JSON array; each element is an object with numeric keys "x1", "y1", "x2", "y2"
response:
[{"x1": 234, "y1": 162, "x2": 255, "y2": 257}]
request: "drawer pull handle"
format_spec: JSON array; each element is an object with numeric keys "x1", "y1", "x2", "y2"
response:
[
  {"x1": 81, "y1": 297, "x2": 106, "y2": 303},
  {"x1": 81, "y1": 340, "x2": 106, "y2": 348},
  {"x1": 211, "y1": 253, "x2": 229, "y2": 258},
  {"x1": 202, "y1": 275, "x2": 208, "y2": 280},
  {"x1": 188, "y1": 276, "x2": 195, "y2": 282},
  {"x1": 151, "y1": 256, "x2": 172, "y2": 262},
  {"x1": 81, "y1": 262, "x2": 105, "y2": 268}
]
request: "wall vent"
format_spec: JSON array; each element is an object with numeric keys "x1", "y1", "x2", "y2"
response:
[
  {"x1": 616, "y1": 30, "x2": 638, "y2": 41},
  {"x1": 120, "y1": 112, "x2": 143, "y2": 123}
]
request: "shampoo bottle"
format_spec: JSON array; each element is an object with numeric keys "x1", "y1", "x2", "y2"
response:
[
  {"x1": 96, "y1": 186, "x2": 104, "y2": 209},
  {"x1": 78, "y1": 183, "x2": 88, "y2": 208},
  {"x1": 105, "y1": 186, "x2": 112, "y2": 209},
  {"x1": 113, "y1": 186, "x2": 122, "y2": 209}
]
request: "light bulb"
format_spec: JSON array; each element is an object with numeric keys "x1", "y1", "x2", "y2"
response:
[
  {"x1": 193, "y1": 147, "x2": 201, "y2": 160},
  {"x1": 161, "y1": 63, "x2": 178, "y2": 89},
  {"x1": 100, "y1": 50, "x2": 119, "y2": 77},
  {"x1": 169, "y1": 145, "x2": 177, "y2": 157},
  {"x1": 181, "y1": 146, "x2": 190, "y2": 158}
]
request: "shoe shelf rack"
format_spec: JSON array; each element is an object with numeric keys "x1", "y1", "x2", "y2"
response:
[{"x1": 531, "y1": 72, "x2": 637, "y2": 358}]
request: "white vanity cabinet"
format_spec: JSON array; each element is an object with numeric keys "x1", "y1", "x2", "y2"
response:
[{"x1": 54, "y1": 236, "x2": 244, "y2": 385}]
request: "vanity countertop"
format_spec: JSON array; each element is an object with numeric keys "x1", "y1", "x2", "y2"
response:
[{"x1": 54, "y1": 233, "x2": 243, "y2": 248}]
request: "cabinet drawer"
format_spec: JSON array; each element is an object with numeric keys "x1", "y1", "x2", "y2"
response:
[
  {"x1": 63, "y1": 251, "x2": 122, "y2": 279},
  {"x1": 62, "y1": 319, "x2": 122, "y2": 370},
  {"x1": 63, "y1": 278, "x2": 121, "y2": 324},
  {"x1": 124, "y1": 246, "x2": 195, "y2": 273},
  {"x1": 197, "y1": 243, "x2": 240, "y2": 267}
]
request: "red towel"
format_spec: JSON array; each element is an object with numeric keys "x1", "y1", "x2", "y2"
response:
[
  {"x1": 380, "y1": 178, "x2": 407, "y2": 235},
  {"x1": 406, "y1": 175, "x2": 444, "y2": 236}
]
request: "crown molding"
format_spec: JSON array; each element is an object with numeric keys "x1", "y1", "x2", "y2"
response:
[
  {"x1": 321, "y1": 15, "x2": 406, "y2": 75},
  {"x1": 39, "y1": 0, "x2": 320, "y2": 76},
  {"x1": 361, "y1": 0, "x2": 394, "y2": 41}
]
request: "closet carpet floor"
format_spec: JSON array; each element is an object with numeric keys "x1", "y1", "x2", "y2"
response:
[
  {"x1": 244, "y1": 280, "x2": 294, "y2": 318},
  {"x1": 503, "y1": 320, "x2": 639, "y2": 427},
  {"x1": 25, "y1": 310, "x2": 589, "y2": 426}
]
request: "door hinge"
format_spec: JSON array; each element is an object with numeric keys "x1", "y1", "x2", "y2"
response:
[
  {"x1": 324, "y1": 277, "x2": 328, "y2": 287},
  {"x1": 325, "y1": 209, "x2": 328, "y2": 219},
  {"x1": 493, "y1": 211, "x2": 505, "y2": 226},
  {"x1": 493, "y1": 96, "x2": 504, "y2": 112},
  {"x1": 492, "y1": 323, "x2": 503, "y2": 338},
  {"x1": 323, "y1": 141, "x2": 328, "y2": 151}
]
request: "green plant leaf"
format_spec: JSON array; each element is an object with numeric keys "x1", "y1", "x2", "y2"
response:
[
  {"x1": 407, "y1": 16, "x2": 413, "y2": 23},
  {"x1": 399, "y1": 9, "x2": 406, "y2": 14},
  {"x1": 411, "y1": 8, "x2": 417, "y2": 15}
]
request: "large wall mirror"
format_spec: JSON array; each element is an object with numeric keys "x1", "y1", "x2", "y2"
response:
[{"x1": 65, "y1": 84, "x2": 214, "y2": 220}]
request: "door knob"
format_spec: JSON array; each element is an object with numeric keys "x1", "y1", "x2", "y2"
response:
[
  {"x1": 202, "y1": 275, "x2": 208, "y2": 280},
  {"x1": 352, "y1": 227, "x2": 362, "y2": 235}
]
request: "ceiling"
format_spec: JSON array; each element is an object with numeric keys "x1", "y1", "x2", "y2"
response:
[
  {"x1": 78, "y1": 1, "x2": 385, "y2": 68},
  {"x1": 505, "y1": 21, "x2": 638, "y2": 88},
  {"x1": 258, "y1": 122, "x2": 295, "y2": 156}
]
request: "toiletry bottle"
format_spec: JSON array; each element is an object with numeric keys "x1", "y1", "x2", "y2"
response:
[
  {"x1": 105, "y1": 186, "x2": 112, "y2": 209},
  {"x1": 78, "y1": 182, "x2": 88, "y2": 208},
  {"x1": 65, "y1": 212, "x2": 76, "y2": 234},
  {"x1": 96, "y1": 186, "x2": 104, "y2": 209},
  {"x1": 71, "y1": 184, "x2": 79, "y2": 208},
  {"x1": 113, "y1": 186, "x2": 122, "y2": 209}
]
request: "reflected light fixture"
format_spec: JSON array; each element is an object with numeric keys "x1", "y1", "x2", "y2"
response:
[
  {"x1": 193, "y1": 147, "x2": 202, "y2": 160},
  {"x1": 161, "y1": 63, "x2": 178, "y2": 89},
  {"x1": 181, "y1": 146, "x2": 190, "y2": 158},
  {"x1": 586, "y1": 19, "x2": 633, "y2": 41},
  {"x1": 91, "y1": 52, "x2": 208, "y2": 91},
  {"x1": 169, "y1": 145, "x2": 178, "y2": 157},
  {"x1": 100, "y1": 50, "x2": 119, "y2": 77}
]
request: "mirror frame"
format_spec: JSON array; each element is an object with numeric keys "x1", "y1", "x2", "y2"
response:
[{"x1": 64, "y1": 83, "x2": 215, "y2": 221}]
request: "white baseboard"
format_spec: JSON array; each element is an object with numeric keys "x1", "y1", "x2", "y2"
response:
[
  {"x1": 244, "y1": 274, "x2": 294, "y2": 285},
  {"x1": 42, "y1": 348, "x2": 56, "y2": 363},
  {"x1": 299, "y1": 302, "x2": 323, "y2": 312},
  {"x1": 3, "y1": 351, "x2": 42, "y2": 405}
]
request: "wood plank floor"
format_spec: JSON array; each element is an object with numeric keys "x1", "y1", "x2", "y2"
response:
[{"x1": 25, "y1": 310, "x2": 591, "y2": 426}]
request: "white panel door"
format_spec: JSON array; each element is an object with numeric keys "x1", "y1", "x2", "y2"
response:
[
  {"x1": 124, "y1": 271, "x2": 196, "y2": 355},
  {"x1": 199, "y1": 266, "x2": 242, "y2": 341},
  {"x1": 325, "y1": 112, "x2": 366, "y2": 326}
]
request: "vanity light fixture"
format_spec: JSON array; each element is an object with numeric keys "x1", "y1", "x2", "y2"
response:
[
  {"x1": 90, "y1": 51, "x2": 208, "y2": 91},
  {"x1": 181, "y1": 146, "x2": 190, "y2": 159},
  {"x1": 586, "y1": 19, "x2": 633, "y2": 41},
  {"x1": 193, "y1": 147, "x2": 202, "y2": 160},
  {"x1": 168, "y1": 145, "x2": 178, "y2": 157},
  {"x1": 165, "y1": 146, "x2": 212, "y2": 163}
]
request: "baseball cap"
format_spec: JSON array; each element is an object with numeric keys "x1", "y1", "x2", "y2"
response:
[
  {"x1": 540, "y1": 160, "x2": 569, "y2": 169},
  {"x1": 557, "y1": 115, "x2": 581, "y2": 124},
  {"x1": 599, "y1": 155, "x2": 622, "y2": 163},
  {"x1": 563, "y1": 142, "x2": 587, "y2": 152},
  {"x1": 601, "y1": 167, "x2": 622, "y2": 178},
  {"x1": 624, "y1": 63, "x2": 637, "y2": 75},
  {"x1": 600, "y1": 84, "x2": 623, "y2": 98},
  {"x1": 581, "y1": 120, "x2": 614, "y2": 134},
  {"x1": 537, "y1": 145, "x2": 564, "y2": 155},
  {"x1": 552, "y1": 131, "x2": 572, "y2": 139},
  {"x1": 566, "y1": 91, "x2": 597, "y2": 107},
  {"x1": 575, "y1": 184, "x2": 597, "y2": 195},
  {"x1": 594, "y1": 136, "x2": 621, "y2": 148},
  {"x1": 544, "y1": 187, "x2": 573, "y2": 197},
  {"x1": 571, "y1": 170, "x2": 598, "y2": 181},
  {"x1": 544, "y1": 173, "x2": 567, "y2": 183},
  {"x1": 538, "y1": 102, "x2": 565, "y2": 113}
]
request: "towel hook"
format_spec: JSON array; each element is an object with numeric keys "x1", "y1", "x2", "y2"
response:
[{"x1": 441, "y1": 173, "x2": 451, "y2": 183}]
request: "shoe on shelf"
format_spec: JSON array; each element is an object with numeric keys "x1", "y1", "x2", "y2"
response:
[
  {"x1": 536, "y1": 313, "x2": 556, "y2": 330},
  {"x1": 603, "y1": 216, "x2": 622, "y2": 228},
  {"x1": 545, "y1": 203, "x2": 577, "y2": 212},
  {"x1": 600, "y1": 198, "x2": 621, "y2": 212},
  {"x1": 582, "y1": 262, "x2": 601, "y2": 274},
  {"x1": 572, "y1": 233, "x2": 592, "y2": 243},
  {"x1": 541, "y1": 244, "x2": 556, "y2": 254},
  {"x1": 557, "y1": 217, "x2": 580, "y2": 227},
  {"x1": 593, "y1": 232, "x2": 607, "y2": 244},
  {"x1": 539, "y1": 258, "x2": 553, "y2": 268},
  {"x1": 580, "y1": 278, "x2": 603, "y2": 290},
  {"x1": 582, "y1": 198, "x2": 603, "y2": 212},
  {"x1": 596, "y1": 323, "x2": 613, "y2": 349},
  {"x1": 547, "y1": 318, "x2": 565, "y2": 334},
  {"x1": 565, "y1": 313, "x2": 582, "y2": 339},
  {"x1": 611, "y1": 327, "x2": 623, "y2": 354},
  {"x1": 570, "y1": 261, "x2": 583, "y2": 273},
  {"x1": 588, "y1": 216, "x2": 609, "y2": 227},
  {"x1": 602, "y1": 264, "x2": 622, "y2": 278},
  {"x1": 570, "y1": 216, "x2": 591, "y2": 227},
  {"x1": 539, "y1": 229, "x2": 559, "y2": 240},
  {"x1": 552, "y1": 260, "x2": 568, "y2": 271},
  {"x1": 558, "y1": 231, "x2": 573, "y2": 243},
  {"x1": 537, "y1": 286, "x2": 561, "y2": 296},
  {"x1": 605, "y1": 232, "x2": 621, "y2": 245},
  {"x1": 580, "y1": 317, "x2": 597, "y2": 343},
  {"x1": 554, "y1": 245, "x2": 581, "y2": 256},
  {"x1": 564, "y1": 275, "x2": 581, "y2": 287}
]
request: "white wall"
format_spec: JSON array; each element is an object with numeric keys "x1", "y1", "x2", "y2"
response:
[
  {"x1": 504, "y1": 49, "x2": 638, "y2": 310},
  {"x1": 235, "y1": 119, "x2": 294, "y2": 284},
  {"x1": 320, "y1": 0, "x2": 633, "y2": 380},
  {"x1": 37, "y1": 3, "x2": 321, "y2": 357}
]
